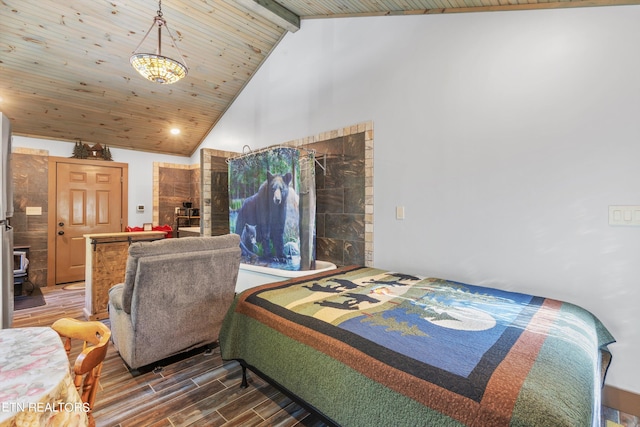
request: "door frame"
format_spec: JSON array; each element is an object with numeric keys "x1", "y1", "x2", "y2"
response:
[{"x1": 47, "y1": 157, "x2": 128, "y2": 287}]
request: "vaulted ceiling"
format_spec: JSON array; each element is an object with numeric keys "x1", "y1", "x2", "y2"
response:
[{"x1": 1, "y1": 0, "x2": 636, "y2": 156}]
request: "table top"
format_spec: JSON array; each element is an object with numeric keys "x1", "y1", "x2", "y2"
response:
[
  {"x1": 177, "y1": 227, "x2": 201, "y2": 234},
  {"x1": 0, "y1": 327, "x2": 88, "y2": 427},
  {"x1": 83, "y1": 231, "x2": 166, "y2": 239}
]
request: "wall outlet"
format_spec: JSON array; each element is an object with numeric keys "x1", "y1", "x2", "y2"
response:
[{"x1": 608, "y1": 205, "x2": 640, "y2": 226}]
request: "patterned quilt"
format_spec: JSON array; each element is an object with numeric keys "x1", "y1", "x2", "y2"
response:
[{"x1": 219, "y1": 266, "x2": 615, "y2": 427}]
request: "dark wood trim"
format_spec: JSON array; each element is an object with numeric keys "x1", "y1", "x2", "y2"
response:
[
  {"x1": 46, "y1": 158, "x2": 55, "y2": 287},
  {"x1": 235, "y1": 0, "x2": 300, "y2": 32},
  {"x1": 300, "y1": 0, "x2": 640, "y2": 19}
]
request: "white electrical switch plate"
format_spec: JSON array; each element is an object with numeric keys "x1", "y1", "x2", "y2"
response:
[
  {"x1": 25, "y1": 206, "x2": 42, "y2": 216},
  {"x1": 608, "y1": 205, "x2": 640, "y2": 226},
  {"x1": 396, "y1": 206, "x2": 405, "y2": 220}
]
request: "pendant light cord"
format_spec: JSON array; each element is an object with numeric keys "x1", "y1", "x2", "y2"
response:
[{"x1": 130, "y1": 0, "x2": 188, "y2": 69}]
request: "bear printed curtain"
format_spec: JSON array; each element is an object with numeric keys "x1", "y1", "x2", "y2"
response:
[{"x1": 228, "y1": 146, "x2": 316, "y2": 271}]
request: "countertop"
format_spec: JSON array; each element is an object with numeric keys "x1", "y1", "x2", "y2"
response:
[{"x1": 83, "y1": 231, "x2": 167, "y2": 239}]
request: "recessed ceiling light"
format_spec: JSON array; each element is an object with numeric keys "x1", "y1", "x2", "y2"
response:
[{"x1": 170, "y1": 128, "x2": 180, "y2": 135}]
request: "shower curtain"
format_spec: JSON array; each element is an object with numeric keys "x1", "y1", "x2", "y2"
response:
[{"x1": 228, "y1": 146, "x2": 316, "y2": 271}]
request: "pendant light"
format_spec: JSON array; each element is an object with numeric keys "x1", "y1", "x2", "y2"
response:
[{"x1": 130, "y1": 0, "x2": 188, "y2": 84}]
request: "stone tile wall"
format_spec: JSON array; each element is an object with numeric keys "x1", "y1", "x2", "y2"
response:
[
  {"x1": 295, "y1": 122, "x2": 373, "y2": 267},
  {"x1": 303, "y1": 133, "x2": 366, "y2": 266},
  {"x1": 11, "y1": 148, "x2": 49, "y2": 287},
  {"x1": 153, "y1": 163, "x2": 201, "y2": 233},
  {"x1": 209, "y1": 156, "x2": 230, "y2": 236},
  {"x1": 199, "y1": 148, "x2": 236, "y2": 237}
]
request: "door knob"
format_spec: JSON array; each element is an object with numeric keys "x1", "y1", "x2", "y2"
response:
[
  {"x1": 58, "y1": 222, "x2": 64, "y2": 227},
  {"x1": 58, "y1": 230, "x2": 64, "y2": 235}
]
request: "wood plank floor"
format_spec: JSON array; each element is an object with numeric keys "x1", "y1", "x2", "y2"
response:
[{"x1": 11, "y1": 285, "x2": 327, "y2": 427}]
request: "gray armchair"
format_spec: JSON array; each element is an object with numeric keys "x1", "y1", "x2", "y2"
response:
[{"x1": 108, "y1": 234, "x2": 240, "y2": 369}]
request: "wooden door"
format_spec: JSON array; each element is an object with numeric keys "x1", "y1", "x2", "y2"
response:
[{"x1": 54, "y1": 161, "x2": 124, "y2": 284}]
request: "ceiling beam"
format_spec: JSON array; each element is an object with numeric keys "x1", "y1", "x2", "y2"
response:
[{"x1": 235, "y1": 0, "x2": 300, "y2": 33}]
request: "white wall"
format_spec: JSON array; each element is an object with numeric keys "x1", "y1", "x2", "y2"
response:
[
  {"x1": 198, "y1": 7, "x2": 640, "y2": 394},
  {"x1": 12, "y1": 136, "x2": 191, "y2": 224}
]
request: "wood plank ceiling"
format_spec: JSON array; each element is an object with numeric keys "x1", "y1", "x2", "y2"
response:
[{"x1": 0, "y1": 0, "x2": 637, "y2": 157}]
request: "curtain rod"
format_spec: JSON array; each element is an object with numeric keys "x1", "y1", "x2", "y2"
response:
[
  {"x1": 225, "y1": 143, "x2": 326, "y2": 175},
  {"x1": 225, "y1": 144, "x2": 316, "y2": 164}
]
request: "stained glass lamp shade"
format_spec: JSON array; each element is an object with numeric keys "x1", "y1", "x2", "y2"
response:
[{"x1": 130, "y1": 2, "x2": 188, "y2": 85}]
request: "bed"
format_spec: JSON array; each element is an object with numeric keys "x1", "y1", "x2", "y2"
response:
[{"x1": 219, "y1": 266, "x2": 615, "y2": 426}]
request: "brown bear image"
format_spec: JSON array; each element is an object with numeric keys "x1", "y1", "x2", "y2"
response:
[{"x1": 234, "y1": 171, "x2": 292, "y2": 261}]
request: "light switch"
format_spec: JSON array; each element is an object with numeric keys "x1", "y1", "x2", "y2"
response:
[
  {"x1": 396, "y1": 206, "x2": 405, "y2": 220},
  {"x1": 26, "y1": 206, "x2": 42, "y2": 216}
]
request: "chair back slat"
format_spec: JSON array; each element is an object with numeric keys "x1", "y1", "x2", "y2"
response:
[{"x1": 52, "y1": 317, "x2": 111, "y2": 427}]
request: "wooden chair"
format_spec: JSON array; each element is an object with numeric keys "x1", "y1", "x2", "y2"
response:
[{"x1": 51, "y1": 317, "x2": 111, "y2": 427}]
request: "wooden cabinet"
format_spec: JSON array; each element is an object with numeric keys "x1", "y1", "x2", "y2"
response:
[{"x1": 83, "y1": 231, "x2": 166, "y2": 320}]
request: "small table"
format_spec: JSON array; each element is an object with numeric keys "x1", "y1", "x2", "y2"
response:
[{"x1": 0, "y1": 327, "x2": 89, "y2": 427}]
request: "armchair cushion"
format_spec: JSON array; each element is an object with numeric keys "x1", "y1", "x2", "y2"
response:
[{"x1": 120, "y1": 235, "x2": 240, "y2": 314}]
